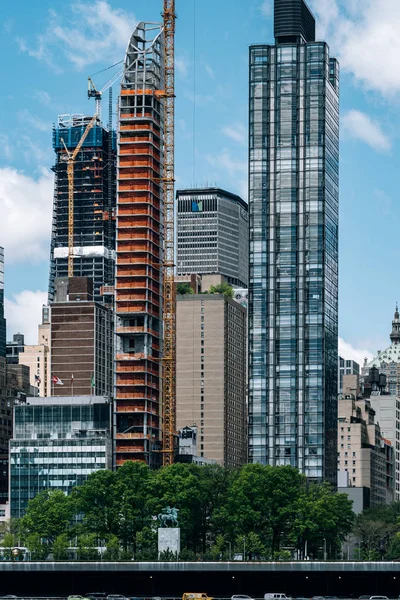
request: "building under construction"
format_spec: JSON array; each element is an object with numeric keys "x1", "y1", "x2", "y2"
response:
[
  {"x1": 114, "y1": 22, "x2": 165, "y2": 466},
  {"x1": 49, "y1": 115, "x2": 116, "y2": 304}
]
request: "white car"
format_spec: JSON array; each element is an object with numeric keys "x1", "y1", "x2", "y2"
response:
[{"x1": 264, "y1": 595, "x2": 290, "y2": 600}]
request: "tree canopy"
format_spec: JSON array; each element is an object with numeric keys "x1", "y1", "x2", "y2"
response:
[{"x1": 6, "y1": 463, "x2": 354, "y2": 561}]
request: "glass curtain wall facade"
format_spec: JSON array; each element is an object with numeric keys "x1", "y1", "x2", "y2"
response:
[
  {"x1": 49, "y1": 116, "x2": 116, "y2": 305},
  {"x1": 248, "y1": 2, "x2": 339, "y2": 482},
  {"x1": 10, "y1": 396, "x2": 111, "y2": 517},
  {"x1": 0, "y1": 247, "x2": 5, "y2": 358}
]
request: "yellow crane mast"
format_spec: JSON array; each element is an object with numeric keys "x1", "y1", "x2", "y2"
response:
[
  {"x1": 60, "y1": 114, "x2": 98, "y2": 277},
  {"x1": 161, "y1": 0, "x2": 176, "y2": 466}
]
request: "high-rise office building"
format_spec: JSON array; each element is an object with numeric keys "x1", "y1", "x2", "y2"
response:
[
  {"x1": 338, "y1": 356, "x2": 360, "y2": 394},
  {"x1": 248, "y1": 0, "x2": 339, "y2": 482},
  {"x1": 48, "y1": 114, "x2": 116, "y2": 304},
  {"x1": 50, "y1": 277, "x2": 113, "y2": 397},
  {"x1": 176, "y1": 293, "x2": 247, "y2": 467},
  {"x1": 10, "y1": 395, "x2": 112, "y2": 518},
  {"x1": 177, "y1": 188, "x2": 249, "y2": 288},
  {"x1": 114, "y1": 23, "x2": 164, "y2": 466},
  {"x1": 0, "y1": 247, "x2": 5, "y2": 359}
]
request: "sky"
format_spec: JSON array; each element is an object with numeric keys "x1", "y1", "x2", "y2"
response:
[{"x1": 0, "y1": 0, "x2": 399, "y2": 365}]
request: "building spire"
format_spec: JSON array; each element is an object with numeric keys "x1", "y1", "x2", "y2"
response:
[{"x1": 390, "y1": 303, "x2": 400, "y2": 344}]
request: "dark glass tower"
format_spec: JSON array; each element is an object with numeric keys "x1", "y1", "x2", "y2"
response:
[
  {"x1": 48, "y1": 115, "x2": 116, "y2": 304},
  {"x1": 0, "y1": 247, "x2": 5, "y2": 359},
  {"x1": 248, "y1": 0, "x2": 339, "y2": 482}
]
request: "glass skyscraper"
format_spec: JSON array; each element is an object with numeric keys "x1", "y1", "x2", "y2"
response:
[
  {"x1": 0, "y1": 247, "x2": 5, "y2": 358},
  {"x1": 248, "y1": 0, "x2": 339, "y2": 482}
]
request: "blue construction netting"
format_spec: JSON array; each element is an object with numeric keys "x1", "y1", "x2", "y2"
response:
[{"x1": 53, "y1": 125, "x2": 107, "y2": 150}]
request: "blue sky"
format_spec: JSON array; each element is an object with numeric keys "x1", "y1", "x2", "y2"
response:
[{"x1": 0, "y1": 0, "x2": 399, "y2": 364}]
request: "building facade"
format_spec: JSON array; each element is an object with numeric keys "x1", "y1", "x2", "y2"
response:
[
  {"x1": 177, "y1": 188, "x2": 249, "y2": 288},
  {"x1": 0, "y1": 247, "x2": 5, "y2": 359},
  {"x1": 10, "y1": 395, "x2": 112, "y2": 518},
  {"x1": 248, "y1": 0, "x2": 339, "y2": 482},
  {"x1": 6, "y1": 333, "x2": 25, "y2": 365},
  {"x1": 338, "y1": 356, "x2": 360, "y2": 394},
  {"x1": 176, "y1": 294, "x2": 247, "y2": 467},
  {"x1": 114, "y1": 22, "x2": 164, "y2": 466},
  {"x1": 363, "y1": 306, "x2": 400, "y2": 396},
  {"x1": 369, "y1": 393, "x2": 400, "y2": 502},
  {"x1": 48, "y1": 114, "x2": 116, "y2": 305},
  {"x1": 50, "y1": 277, "x2": 113, "y2": 397},
  {"x1": 338, "y1": 374, "x2": 394, "y2": 510}
]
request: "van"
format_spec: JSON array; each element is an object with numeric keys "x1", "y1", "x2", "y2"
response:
[{"x1": 264, "y1": 594, "x2": 290, "y2": 600}]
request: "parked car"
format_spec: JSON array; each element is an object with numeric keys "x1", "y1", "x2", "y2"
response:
[
  {"x1": 264, "y1": 594, "x2": 290, "y2": 600},
  {"x1": 107, "y1": 596, "x2": 127, "y2": 600},
  {"x1": 232, "y1": 595, "x2": 255, "y2": 600},
  {"x1": 86, "y1": 593, "x2": 107, "y2": 600},
  {"x1": 370, "y1": 597, "x2": 389, "y2": 600},
  {"x1": 182, "y1": 594, "x2": 213, "y2": 600}
]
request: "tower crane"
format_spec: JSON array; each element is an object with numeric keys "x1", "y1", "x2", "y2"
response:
[
  {"x1": 61, "y1": 66, "x2": 122, "y2": 279},
  {"x1": 60, "y1": 113, "x2": 98, "y2": 278},
  {"x1": 87, "y1": 63, "x2": 123, "y2": 122},
  {"x1": 161, "y1": 0, "x2": 176, "y2": 466}
]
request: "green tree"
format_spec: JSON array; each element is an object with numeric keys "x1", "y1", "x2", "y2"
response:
[
  {"x1": 75, "y1": 462, "x2": 153, "y2": 553},
  {"x1": 20, "y1": 490, "x2": 76, "y2": 546},
  {"x1": 135, "y1": 526, "x2": 157, "y2": 561},
  {"x1": 1, "y1": 532, "x2": 18, "y2": 560},
  {"x1": 103, "y1": 534, "x2": 121, "y2": 561},
  {"x1": 354, "y1": 516, "x2": 396, "y2": 559},
  {"x1": 26, "y1": 533, "x2": 49, "y2": 561},
  {"x1": 225, "y1": 464, "x2": 305, "y2": 553},
  {"x1": 53, "y1": 534, "x2": 70, "y2": 561},
  {"x1": 176, "y1": 282, "x2": 194, "y2": 295},
  {"x1": 73, "y1": 469, "x2": 119, "y2": 540},
  {"x1": 77, "y1": 533, "x2": 99, "y2": 561},
  {"x1": 149, "y1": 463, "x2": 205, "y2": 553},
  {"x1": 290, "y1": 482, "x2": 353, "y2": 558},
  {"x1": 209, "y1": 283, "x2": 234, "y2": 298}
]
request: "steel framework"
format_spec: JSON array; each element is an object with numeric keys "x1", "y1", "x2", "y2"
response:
[
  {"x1": 161, "y1": 0, "x2": 176, "y2": 465},
  {"x1": 60, "y1": 114, "x2": 98, "y2": 277}
]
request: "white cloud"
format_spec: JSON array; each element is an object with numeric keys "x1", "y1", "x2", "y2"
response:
[
  {"x1": 338, "y1": 337, "x2": 374, "y2": 367},
  {"x1": 0, "y1": 167, "x2": 54, "y2": 263},
  {"x1": 222, "y1": 123, "x2": 247, "y2": 145},
  {"x1": 206, "y1": 150, "x2": 247, "y2": 176},
  {"x1": 5, "y1": 291, "x2": 48, "y2": 344},
  {"x1": 184, "y1": 90, "x2": 215, "y2": 106},
  {"x1": 17, "y1": 109, "x2": 51, "y2": 132},
  {"x1": 176, "y1": 57, "x2": 189, "y2": 78},
  {"x1": 310, "y1": 0, "x2": 400, "y2": 96},
  {"x1": 342, "y1": 109, "x2": 391, "y2": 152},
  {"x1": 17, "y1": 1, "x2": 136, "y2": 71},
  {"x1": 0, "y1": 134, "x2": 13, "y2": 161},
  {"x1": 260, "y1": 0, "x2": 272, "y2": 17},
  {"x1": 205, "y1": 150, "x2": 248, "y2": 201},
  {"x1": 33, "y1": 90, "x2": 52, "y2": 106},
  {"x1": 204, "y1": 63, "x2": 215, "y2": 80}
]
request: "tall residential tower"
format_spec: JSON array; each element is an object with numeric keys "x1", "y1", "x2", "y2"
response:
[
  {"x1": 49, "y1": 115, "x2": 116, "y2": 304},
  {"x1": 0, "y1": 247, "x2": 5, "y2": 359},
  {"x1": 114, "y1": 23, "x2": 164, "y2": 466},
  {"x1": 248, "y1": 0, "x2": 339, "y2": 482}
]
